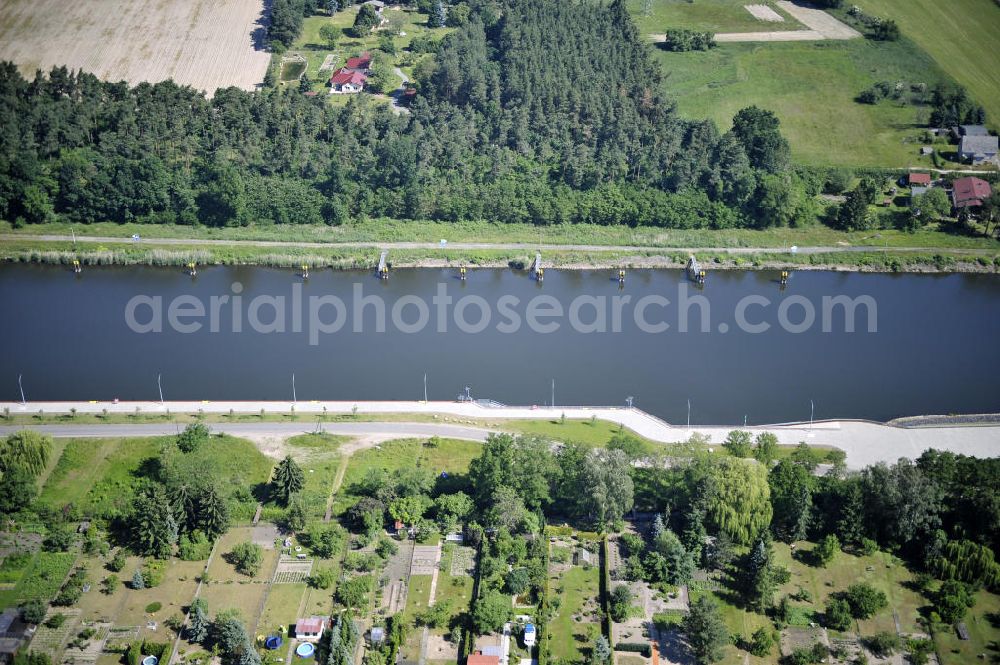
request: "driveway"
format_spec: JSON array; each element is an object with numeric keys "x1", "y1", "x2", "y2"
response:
[{"x1": 390, "y1": 67, "x2": 410, "y2": 115}]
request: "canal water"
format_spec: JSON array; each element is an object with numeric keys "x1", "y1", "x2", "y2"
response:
[{"x1": 1, "y1": 264, "x2": 998, "y2": 424}]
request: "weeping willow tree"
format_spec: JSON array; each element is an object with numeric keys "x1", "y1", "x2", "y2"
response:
[
  {"x1": 931, "y1": 540, "x2": 1000, "y2": 589},
  {"x1": 0, "y1": 430, "x2": 52, "y2": 477},
  {"x1": 699, "y1": 457, "x2": 772, "y2": 546}
]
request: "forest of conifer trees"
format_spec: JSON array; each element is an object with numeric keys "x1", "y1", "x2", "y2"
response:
[{"x1": 0, "y1": 0, "x2": 810, "y2": 229}]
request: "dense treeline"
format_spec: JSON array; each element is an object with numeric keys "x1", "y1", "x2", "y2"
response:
[
  {"x1": 652, "y1": 439, "x2": 1000, "y2": 585},
  {"x1": 0, "y1": 0, "x2": 801, "y2": 229},
  {"x1": 269, "y1": 0, "x2": 311, "y2": 49}
]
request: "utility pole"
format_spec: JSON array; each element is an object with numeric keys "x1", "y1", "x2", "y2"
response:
[
  {"x1": 292, "y1": 374, "x2": 297, "y2": 404},
  {"x1": 158, "y1": 373, "x2": 164, "y2": 405},
  {"x1": 18, "y1": 374, "x2": 25, "y2": 406}
]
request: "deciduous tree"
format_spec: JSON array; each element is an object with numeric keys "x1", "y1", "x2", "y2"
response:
[{"x1": 472, "y1": 590, "x2": 513, "y2": 633}]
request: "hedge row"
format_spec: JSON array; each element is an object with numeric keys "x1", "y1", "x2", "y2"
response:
[{"x1": 615, "y1": 642, "x2": 653, "y2": 657}]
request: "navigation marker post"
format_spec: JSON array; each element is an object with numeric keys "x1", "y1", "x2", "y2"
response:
[
  {"x1": 809, "y1": 399, "x2": 815, "y2": 438},
  {"x1": 687, "y1": 399, "x2": 691, "y2": 430},
  {"x1": 423, "y1": 373, "x2": 428, "y2": 402},
  {"x1": 292, "y1": 374, "x2": 297, "y2": 404},
  {"x1": 158, "y1": 373, "x2": 164, "y2": 405},
  {"x1": 18, "y1": 374, "x2": 25, "y2": 406}
]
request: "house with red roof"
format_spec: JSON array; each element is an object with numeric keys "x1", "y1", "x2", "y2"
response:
[
  {"x1": 295, "y1": 617, "x2": 326, "y2": 642},
  {"x1": 330, "y1": 68, "x2": 367, "y2": 93},
  {"x1": 330, "y1": 52, "x2": 372, "y2": 93},
  {"x1": 345, "y1": 52, "x2": 372, "y2": 72},
  {"x1": 467, "y1": 654, "x2": 500, "y2": 665},
  {"x1": 908, "y1": 172, "x2": 931, "y2": 187},
  {"x1": 951, "y1": 176, "x2": 992, "y2": 210}
]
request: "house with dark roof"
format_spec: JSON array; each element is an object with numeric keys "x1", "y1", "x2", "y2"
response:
[
  {"x1": 959, "y1": 125, "x2": 989, "y2": 136},
  {"x1": 959, "y1": 134, "x2": 999, "y2": 165},
  {"x1": 951, "y1": 176, "x2": 992, "y2": 210},
  {"x1": 0, "y1": 609, "x2": 28, "y2": 664}
]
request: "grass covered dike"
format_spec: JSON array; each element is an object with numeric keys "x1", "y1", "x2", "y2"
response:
[{"x1": 1, "y1": 223, "x2": 998, "y2": 273}]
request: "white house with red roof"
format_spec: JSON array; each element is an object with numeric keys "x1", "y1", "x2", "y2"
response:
[
  {"x1": 330, "y1": 68, "x2": 367, "y2": 92},
  {"x1": 330, "y1": 52, "x2": 372, "y2": 93},
  {"x1": 295, "y1": 617, "x2": 326, "y2": 642}
]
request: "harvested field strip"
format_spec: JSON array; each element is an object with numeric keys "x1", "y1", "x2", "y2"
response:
[{"x1": 0, "y1": 0, "x2": 270, "y2": 93}]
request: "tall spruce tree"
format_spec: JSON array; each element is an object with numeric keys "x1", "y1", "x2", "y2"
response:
[{"x1": 272, "y1": 456, "x2": 305, "y2": 505}]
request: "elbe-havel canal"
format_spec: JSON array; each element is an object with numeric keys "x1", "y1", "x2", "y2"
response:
[{"x1": 2, "y1": 264, "x2": 998, "y2": 425}]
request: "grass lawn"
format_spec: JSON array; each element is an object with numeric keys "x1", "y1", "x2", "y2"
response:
[
  {"x1": 286, "y1": 434, "x2": 347, "y2": 521},
  {"x1": 256, "y1": 583, "x2": 305, "y2": 664},
  {"x1": 506, "y1": 418, "x2": 658, "y2": 450},
  {"x1": 680, "y1": 541, "x2": 935, "y2": 665},
  {"x1": 299, "y1": 570, "x2": 336, "y2": 618},
  {"x1": 36, "y1": 438, "x2": 156, "y2": 512},
  {"x1": 434, "y1": 546, "x2": 474, "y2": 628},
  {"x1": 258, "y1": 582, "x2": 307, "y2": 637},
  {"x1": 0, "y1": 551, "x2": 35, "y2": 584},
  {"x1": 199, "y1": 581, "x2": 271, "y2": 629},
  {"x1": 208, "y1": 528, "x2": 279, "y2": 582},
  {"x1": 35, "y1": 437, "x2": 69, "y2": 488},
  {"x1": 7, "y1": 220, "x2": 1000, "y2": 252},
  {"x1": 851, "y1": 0, "x2": 1000, "y2": 130},
  {"x1": 61, "y1": 552, "x2": 201, "y2": 629},
  {"x1": 405, "y1": 574, "x2": 434, "y2": 620},
  {"x1": 398, "y1": 574, "x2": 434, "y2": 661},
  {"x1": 935, "y1": 587, "x2": 1000, "y2": 665},
  {"x1": 37, "y1": 436, "x2": 275, "y2": 520},
  {"x1": 115, "y1": 558, "x2": 202, "y2": 627},
  {"x1": 772, "y1": 542, "x2": 925, "y2": 635},
  {"x1": 653, "y1": 38, "x2": 954, "y2": 167},
  {"x1": 339, "y1": 438, "x2": 481, "y2": 496},
  {"x1": 626, "y1": 0, "x2": 804, "y2": 34},
  {"x1": 690, "y1": 589, "x2": 773, "y2": 665},
  {"x1": 547, "y1": 564, "x2": 601, "y2": 663}
]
